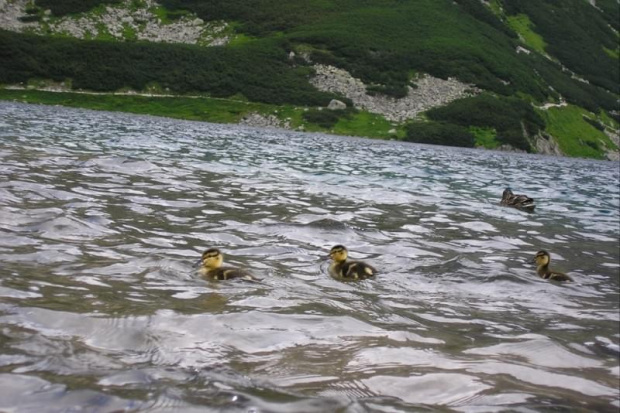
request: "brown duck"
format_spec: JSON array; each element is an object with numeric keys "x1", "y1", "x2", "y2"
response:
[{"x1": 501, "y1": 188, "x2": 535, "y2": 212}]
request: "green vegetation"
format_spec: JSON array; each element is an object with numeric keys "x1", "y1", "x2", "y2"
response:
[
  {"x1": 503, "y1": 0, "x2": 619, "y2": 94},
  {"x1": 404, "y1": 122, "x2": 476, "y2": 148},
  {"x1": 603, "y1": 47, "x2": 619, "y2": 60},
  {"x1": 424, "y1": 94, "x2": 544, "y2": 152},
  {"x1": 595, "y1": 0, "x2": 620, "y2": 31},
  {"x1": 525, "y1": 52, "x2": 617, "y2": 113},
  {"x1": 161, "y1": 0, "x2": 547, "y2": 99},
  {"x1": 486, "y1": 0, "x2": 503, "y2": 17},
  {"x1": 303, "y1": 108, "x2": 347, "y2": 129},
  {"x1": 332, "y1": 111, "x2": 399, "y2": 139},
  {"x1": 0, "y1": 89, "x2": 404, "y2": 139},
  {"x1": 34, "y1": 0, "x2": 122, "y2": 16},
  {"x1": 0, "y1": 30, "x2": 334, "y2": 106},
  {"x1": 150, "y1": 5, "x2": 190, "y2": 23},
  {"x1": 0, "y1": 0, "x2": 618, "y2": 159},
  {"x1": 0, "y1": 89, "x2": 262, "y2": 123},
  {"x1": 470, "y1": 126, "x2": 500, "y2": 149},
  {"x1": 538, "y1": 105, "x2": 616, "y2": 159},
  {"x1": 506, "y1": 14, "x2": 546, "y2": 54}
]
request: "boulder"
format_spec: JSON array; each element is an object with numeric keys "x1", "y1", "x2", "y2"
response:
[{"x1": 327, "y1": 99, "x2": 347, "y2": 110}]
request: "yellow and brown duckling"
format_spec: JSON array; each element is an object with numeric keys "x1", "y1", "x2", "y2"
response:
[
  {"x1": 500, "y1": 188, "x2": 535, "y2": 212},
  {"x1": 533, "y1": 250, "x2": 572, "y2": 282},
  {"x1": 197, "y1": 248, "x2": 259, "y2": 281},
  {"x1": 328, "y1": 245, "x2": 377, "y2": 280}
]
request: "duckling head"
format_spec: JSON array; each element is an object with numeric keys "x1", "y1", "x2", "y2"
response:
[
  {"x1": 502, "y1": 188, "x2": 513, "y2": 199},
  {"x1": 534, "y1": 250, "x2": 550, "y2": 266},
  {"x1": 201, "y1": 248, "x2": 224, "y2": 270},
  {"x1": 329, "y1": 245, "x2": 349, "y2": 263}
]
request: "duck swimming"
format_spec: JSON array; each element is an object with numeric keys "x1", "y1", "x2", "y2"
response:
[
  {"x1": 328, "y1": 245, "x2": 377, "y2": 280},
  {"x1": 533, "y1": 250, "x2": 572, "y2": 282},
  {"x1": 197, "y1": 248, "x2": 259, "y2": 281},
  {"x1": 500, "y1": 188, "x2": 535, "y2": 212}
]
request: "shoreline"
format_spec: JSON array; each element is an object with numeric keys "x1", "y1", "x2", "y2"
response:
[
  {"x1": 1, "y1": 88, "x2": 617, "y2": 162},
  {"x1": 0, "y1": 87, "x2": 401, "y2": 141}
]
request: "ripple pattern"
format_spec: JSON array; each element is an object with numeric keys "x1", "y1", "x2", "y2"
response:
[{"x1": 0, "y1": 102, "x2": 618, "y2": 411}]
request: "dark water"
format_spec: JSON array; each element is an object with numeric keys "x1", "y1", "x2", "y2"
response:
[{"x1": 0, "y1": 102, "x2": 618, "y2": 412}]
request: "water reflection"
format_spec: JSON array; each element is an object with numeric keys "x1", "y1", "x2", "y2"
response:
[{"x1": 0, "y1": 102, "x2": 618, "y2": 411}]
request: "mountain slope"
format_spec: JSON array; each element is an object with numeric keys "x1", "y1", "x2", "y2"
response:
[{"x1": 0, "y1": 0, "x2": 618, "y2": 159}]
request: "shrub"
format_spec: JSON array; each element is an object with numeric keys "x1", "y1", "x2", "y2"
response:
[
  {"x1": 302, "y1": 107, "x2": 356, "y2": 129},
  {"x1": 302, "y1": 109, "x2": 341, "y2": 129},
  {"x1": 404, "y1": 122, "x2": 476, "y2": 147},
  {"x1": 0, "y1": 30, "x2": 335, "y2": 107},
  {"x1": 34, "y1": 0, "x2": 122, "y2": 16},
  {"x1": 425, "y1": 93, "x2": 543, "y2": 151}
]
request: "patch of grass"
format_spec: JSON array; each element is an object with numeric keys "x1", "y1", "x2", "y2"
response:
[
  {"x1": 486, "y1": 0, "x2": 504, "y2": 18},
  {"x1": 538, "y1": 104, "x2": 617, "y2": 159},
  {"x1": 35, "y1": 0, "x2": 122, "y2": 17},
  {"x1": 404, "y1": 121, "x2": 476, "y2": 147},
  {"x1": 93, "y1": 23, "x2": 115, "y2": 40},
  {"x1": 0, "y1": 89, "x2": 265, "y2": 124},
  {"x1": 0, "y1": 88, "x2": 402, "y2": 140},
  {"x1": 470, "y1": 126, "x2": 499, "y2": 149},
  {"x1": 603, "y1": 46, "x2": 619, "y2": 60},
  {"x1": 333, "y1": 111, "x2": 398, "y2": 139},
  {"x1": 598, "y1": 110, "x2": 620, "y2": 130},
  {"x1": 150, "y1": 5, "x2": 190, "y2": 23},
  {"x1": 227, "y1": 33, "x2": 257, "y2": 46},
  {"x1": 122, "y1": 24, "x2": 137, "y2": 41},
  {"x1": 506, "y1": 14, "x2": 546, "y2": 54}
]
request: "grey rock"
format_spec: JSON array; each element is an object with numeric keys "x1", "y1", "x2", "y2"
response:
[
  {"x1": 327, "y1": 99, "x2": 347, "y2": 110},
  {"x1": 310, "y1": 64, "x2": 478, "y2": 122}
]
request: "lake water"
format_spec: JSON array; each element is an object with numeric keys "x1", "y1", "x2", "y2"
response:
[{"x1": 0, "y1": 101, "x2": 618, "y2": 412}]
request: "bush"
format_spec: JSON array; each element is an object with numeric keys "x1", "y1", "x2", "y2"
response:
[
  {"x1": 425, "y1": 93, "x2": 544, "y2": 151},
  {"x1": 34, "y1": 0, "x2": 122, "y2": 16},
  {"x1": 302, "y1": 107, "x2": 356, "y2": 129},
  {"x1": 526, "y1": 52, "x2": 617, "y2": 112},
  {"x1": 582, "y1": 116, "x2": 606, "y2": 131},
  {"x1": 0, "y1": 30, "x2": 335, "y2": 107},
  {"x1": 18, "y1": 15, "x2": 41, "y2": 23},
  {"x1": 302, "y1": 109, "x2": 341, "y2": 129},
  {"x1": 503, "y1": 0, "x2": 619, "y2": 94},
  {"x1": 404, "y1": 122, "x2": 476, "y2": 147}
]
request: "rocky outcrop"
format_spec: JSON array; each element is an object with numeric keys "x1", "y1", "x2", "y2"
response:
[
  {"x1": 327, "y1": 99, "x2": 347, "y2": 110},
  {"x1": 310, "y1": 64, "x2": 478, "y2": 122},
  {"x1": 0, "y1": 0, "x2": 229, "y2": 45},
  {"x1": 603, "y1": 130, "x2": 620, "y2": 161},
  {"x1": 534, "y1": 133, "x2": 563, "y2": 156}
]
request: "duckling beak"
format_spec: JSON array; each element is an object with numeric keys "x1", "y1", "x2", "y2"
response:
[{"x1": 193, "y1": 258, "x2": 203, "y2": 269}]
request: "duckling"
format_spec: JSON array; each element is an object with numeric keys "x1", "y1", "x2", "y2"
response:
[
  {"x1": 533, "y1": 250, "x2": 573, "y2": 282},
  {"x1": 328, "y1": 245, "x2": 377, "y2": 280},
  {"x1": 500, "y1": 188, "x2": 535, "y2": 212},
  {"x1": 197, "y1": 248, "x2": 259, "y2": 281}
]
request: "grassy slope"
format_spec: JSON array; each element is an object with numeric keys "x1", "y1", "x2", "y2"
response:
[
  {"x1": 0, "y1": 89, "x2": 402, "y2": 139},
  {"x1": 539, "y1": 105, "x2": 617, "y2": 159},
  {"x1": 506, "y1": 14, "x2": 546, "y2": 54},
  {"x1": 1, "y1": 0, "x2": 618, "y2": 159},
  {"x1": 0, "y1": 89, "x2": 263, "y2": 123}
]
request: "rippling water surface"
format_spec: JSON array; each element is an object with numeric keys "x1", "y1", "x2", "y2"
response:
[{"x1": 0, "y1": 102, "x2": 618, "y2": 412}]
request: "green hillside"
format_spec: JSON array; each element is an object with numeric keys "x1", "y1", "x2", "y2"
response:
[{"x1": 0, "y1": 0, "x2": 617, "y2": 159}]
